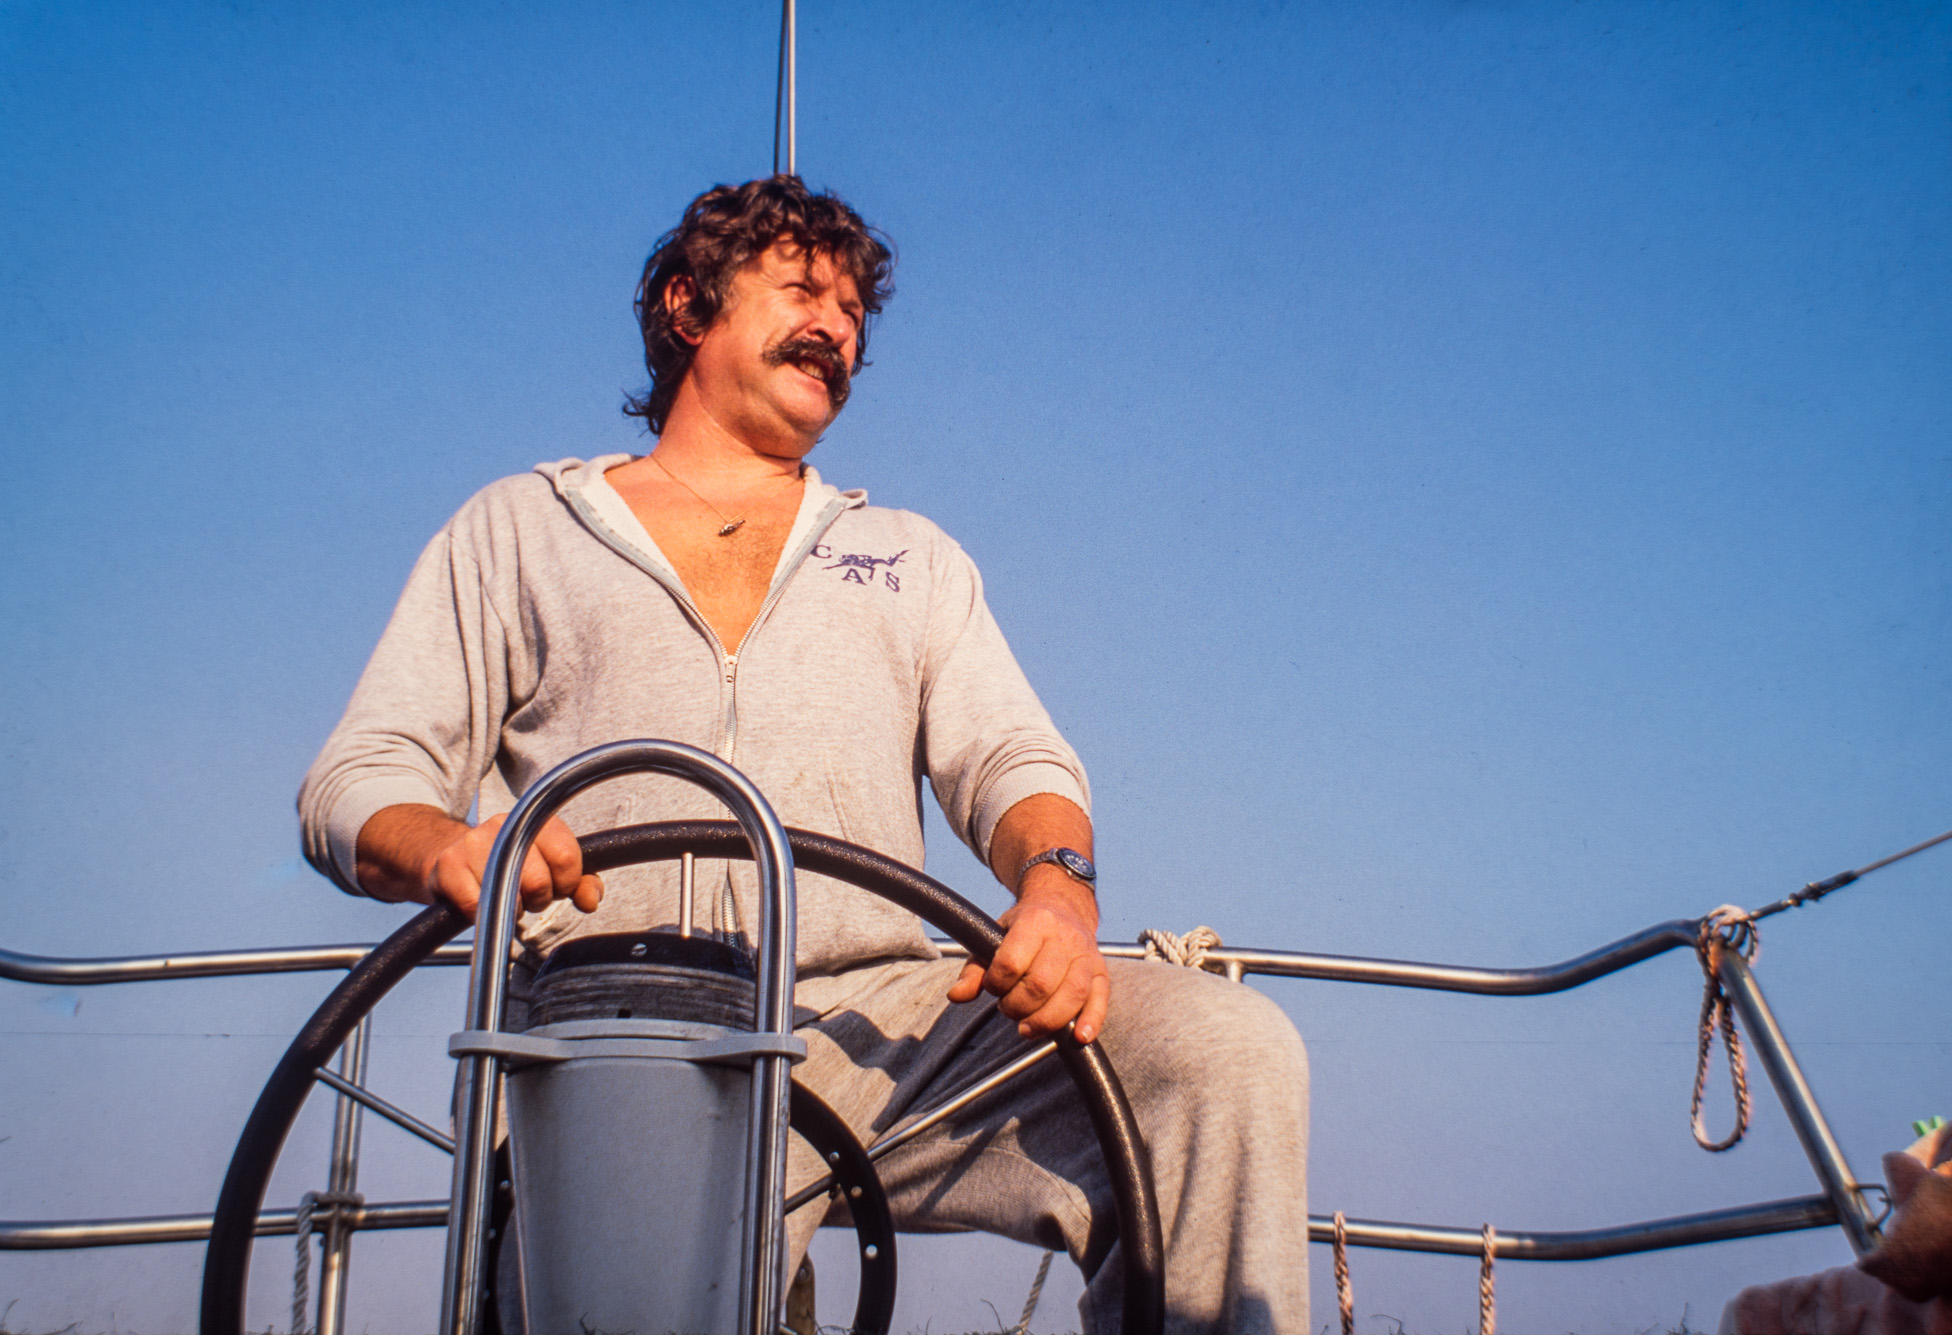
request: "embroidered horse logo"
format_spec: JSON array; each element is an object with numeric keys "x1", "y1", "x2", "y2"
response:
[{"x1": 824, "y1": 549, "x2": 908, "y2": 591}]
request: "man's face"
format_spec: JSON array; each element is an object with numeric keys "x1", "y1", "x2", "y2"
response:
[{"x1": 673, "y1": 239, "x2": 865, "y2": 453}]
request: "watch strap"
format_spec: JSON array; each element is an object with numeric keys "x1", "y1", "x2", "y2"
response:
[{"x1": 1017, "y1": 846, "x2": 1097, "y2": 889}]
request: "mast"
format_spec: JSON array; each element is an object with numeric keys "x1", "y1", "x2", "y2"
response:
[{"x1": 773, "y1": 0, "x2": 796, "y2": 176}]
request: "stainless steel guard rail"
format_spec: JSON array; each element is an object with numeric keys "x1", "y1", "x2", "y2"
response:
[
  {"x1": 1, "y1": 1194, "x2": 1841, "y2": 1262},
  {"x1": 925, "y1": 919, "x2": 1701, "y2": 991},
  {"x1": 0, "y1": 916, "x2": 1694, "y2": 991},
  {"x1": 0, "y1": 913, "x2": 1882, "y2": 1272},
  {"x1": 0, "y1": 941, "x2": 473, "y2": 985}
]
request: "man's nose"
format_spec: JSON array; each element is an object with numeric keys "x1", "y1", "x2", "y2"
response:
[{"x1": 803, "y1": 296, "x2": 856, "y2": 360}]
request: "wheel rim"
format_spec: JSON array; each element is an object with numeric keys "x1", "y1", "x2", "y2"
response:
[{"x1": 201, "y1": 822, "x2": 1166, "y2": 1335}]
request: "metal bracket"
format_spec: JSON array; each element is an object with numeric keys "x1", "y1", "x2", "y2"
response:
[{"x1": 449, "y1": 1027, "x2": 807, "y2": 1068}]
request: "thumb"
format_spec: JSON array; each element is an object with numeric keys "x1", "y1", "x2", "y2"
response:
[{"x1": 946, "y1": 960, "x2": 987, "y2": 1003}]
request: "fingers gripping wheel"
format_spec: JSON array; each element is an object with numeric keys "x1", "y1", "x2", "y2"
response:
[{"x1": 200, "y1": 824, "x2": 1167, "y2": 1335}]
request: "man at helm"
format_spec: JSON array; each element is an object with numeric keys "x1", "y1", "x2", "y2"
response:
[{"x1": 300, "y1": 176, "x2": 1310, "y2": 1333}]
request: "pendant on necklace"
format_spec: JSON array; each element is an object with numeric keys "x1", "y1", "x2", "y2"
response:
[{"x1": 717, "y1": 520, "x2": 745, "y2": 537}]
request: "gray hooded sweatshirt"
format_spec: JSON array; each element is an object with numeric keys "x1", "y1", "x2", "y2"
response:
[{"x1": 297, "y1": 456, "x2": 1090, "y2": 979}]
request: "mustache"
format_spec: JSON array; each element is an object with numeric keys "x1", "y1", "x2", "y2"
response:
[{"x1": 763, "y1": 337, "x2": 853, "y2": 410}]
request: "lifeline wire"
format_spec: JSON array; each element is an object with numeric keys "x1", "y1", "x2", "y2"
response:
[{"x1": 1747, "y1": 825, "x2": 1952, "y2": 922}]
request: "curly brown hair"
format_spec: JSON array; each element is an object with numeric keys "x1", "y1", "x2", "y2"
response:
[{"x1": 624, "y1": 176, "x2": 896, "y2": 434}]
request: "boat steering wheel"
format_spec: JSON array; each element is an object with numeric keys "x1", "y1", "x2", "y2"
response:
[{"x1": 199, "y1": 822, "x2": 1166, "y2": 1335}]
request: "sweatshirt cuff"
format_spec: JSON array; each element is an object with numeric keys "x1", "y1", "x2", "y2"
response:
[
  {"x1": 972, "y1": 762, "x2": 1091, "y2": 866},
  {"x1": 323, "y1": 777, "x2": 455, "y2": 896}
]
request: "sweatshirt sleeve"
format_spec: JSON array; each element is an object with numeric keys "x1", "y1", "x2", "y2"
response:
[
  {"x1": 918, "y1": 534, "x2": 1091, "y2": 865},
  {"x1": 297, "y1": 519, "x2": 512, "y2": 895}
]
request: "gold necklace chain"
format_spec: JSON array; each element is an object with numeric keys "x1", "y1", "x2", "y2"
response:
[{"x1": 650, "y1": 454, "x2": 801, "y2": 537}]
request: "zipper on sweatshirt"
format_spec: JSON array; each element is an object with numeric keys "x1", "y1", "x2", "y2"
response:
[
  {"x1": 716, "y1": 654, "x2": 739, "y2": 753},
  {"x1": 561, "y1": 482, "x2": 858, "y2": 946},
  {"x1": 715, "y1": 504, "x2": 847, "y2": 755},
  {"x1": 564, "y1": 486, "x2": 851, "y2": 761}
]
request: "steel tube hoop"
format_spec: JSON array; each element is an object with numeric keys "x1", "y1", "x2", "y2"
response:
[
  {"x1": 6, "y1": 1200, "x2": 450, "y2": 1251},
  {"x1": 0, "y1": 942, "x2": 471, "y2": 986},
  {"x1": 439, "y1": 741, "x2": 798, "y2": 1335},
  {"x1": 1309, "y1": 1194, "x2": 1839, "y2": 1260},
  {"x1": 1716, "y1": 954, "x2": 1880, "y2": 1255}
]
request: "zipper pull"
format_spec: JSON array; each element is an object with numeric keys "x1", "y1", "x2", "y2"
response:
[{"x1": 723, "y1": 653, "x2": 738, "y2": 684}]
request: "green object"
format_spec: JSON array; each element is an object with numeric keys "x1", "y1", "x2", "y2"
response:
[{"x1": 1912, "y1": 1115, "x2": 1946, "y2": 1138}]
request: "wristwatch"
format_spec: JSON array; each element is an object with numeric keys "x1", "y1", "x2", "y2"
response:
[{"x1": 1017, "y1": 847, "x2": 1098, "y2": 891}]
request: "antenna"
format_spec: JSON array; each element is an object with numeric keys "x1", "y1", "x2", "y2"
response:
[{"x1": 772, "y1": 0, "x2": 796, "y2": 176}]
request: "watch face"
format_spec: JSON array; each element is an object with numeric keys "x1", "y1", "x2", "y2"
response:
[{"x1": 1055, "y1": 848, "x2": 1097, "y2": 882}]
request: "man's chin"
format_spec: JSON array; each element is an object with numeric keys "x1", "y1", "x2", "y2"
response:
[
  {"x1": 777, "y1": 372, "x2": 845, "y2": 420},
  {"x1": 769, "y1": 396, "x2": 840, "y2": 444}
]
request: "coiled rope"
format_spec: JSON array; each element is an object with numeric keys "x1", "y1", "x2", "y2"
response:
[
  {"x1": 1679, "y1": 827, "x2": 1952, "y2": 1151},
  {"x1": 291, "y1": 1190, "x2": 363, "y2": 1335},
  {"x1": 1010, "y1": 1247, "x2": 1055, "y2": 1335},
  {"x1": 1139, "y1": 925, "x2": 1222, "y2": 971},
  {"x1": 1332, "y1": 1211, "x2": 1354, "y2": 1335},
  {"x1": 1331, "y1": 1208, "x2": 1495, "y2": 1335},
  {"x1": 1689, "y1": 905, "x2": 1758, "y2": 1152},
  {"x1": 1139, "y1": 831, "x2": 1951, "y2": 1330},
  {"x1": 1478, "y1": 1224, "x2": 1496, "y2": 1335}
]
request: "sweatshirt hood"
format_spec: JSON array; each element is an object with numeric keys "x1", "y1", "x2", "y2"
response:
[
  {"x1": 535, "y1": 454, "x2": 868, "y2": 512},
  {"x1": 536, "y1": 454, "x2": 868, "y2": 594}
]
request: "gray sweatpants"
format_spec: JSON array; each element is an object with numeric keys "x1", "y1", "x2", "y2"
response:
[{"x1": 787, "y1": 957, "x2": 1311, "y2": 1335}]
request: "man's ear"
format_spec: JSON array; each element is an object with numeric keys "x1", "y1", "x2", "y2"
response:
[{"x1": 664, "y1": 275, "x2": 705, "y2": 346}]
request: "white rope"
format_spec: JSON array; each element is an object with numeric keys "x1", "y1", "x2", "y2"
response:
[
  {"x1": 1010, "y1": 1248, "x2": 1055, "y2": 1335},
  {"x1": 1139, "y1": 925, "x2": 1222, "y2": 971},
  {"x1": 1477, "y1": 1224, "x2": 1496, "y2": 1335},
  {"x1": 1690, "y1": 905, "x2": 1758, "y2": 1152},
  {"x1": 292, "y1": 1194, "x2": 315, "y2": 1335},
  {"x1": 291, "y1": 1190, "x2": 363, "y2": 1335},
  {"x1": 1332, "y1": 1211, "x2": 1354, "y2": 1335}
]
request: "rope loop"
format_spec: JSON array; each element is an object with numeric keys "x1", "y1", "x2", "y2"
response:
[
  {"x1": 1477, "y1": 1224, "x2": 1496, "y2": 1335},
  {"x1": 1009, "y1": 1248, "x2": 1054, "y2": 1335},
  {"x1": 1701, "y1": 903, "x2": 1761, "y2": 964},
  {"x1": 1689, "y1": 906, "x2": 1757, "y2": 1153},
  {"x1": 1332, "y1": 1210, "x2": 1354, "y2": 1335},
  {"x1": 1139, "y1": 925, "x2": 1223, "y2": 971},
  {"x1": 292, "y1": 1189, "x2": 364, "y2": 1335}
]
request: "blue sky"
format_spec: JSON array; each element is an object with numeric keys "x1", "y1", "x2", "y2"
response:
[{"x1": 2, "y1": 2, "x2": 1947, "y2": 1332}]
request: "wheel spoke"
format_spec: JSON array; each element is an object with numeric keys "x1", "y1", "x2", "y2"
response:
[
  {"x1": 312, "y1": 1067, "x2": 455, "y2": 1154},
  {"x1": 785, "y1": 1038, "x2": 1057, "y2": 1211}
]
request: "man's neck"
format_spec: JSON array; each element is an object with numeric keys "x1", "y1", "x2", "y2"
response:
[
  {"x1": 605, "y1": 406, "x2": 813, "y2": 651},
  {"x1": 653, "y1": 388, "x2": 814, "y2": 483}
]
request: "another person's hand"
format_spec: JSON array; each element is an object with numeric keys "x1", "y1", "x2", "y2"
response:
[
  {"x1": 948, "y1": 871, "x2": 1110, "y2": 1043},
  {"x1": 356, "y1": 804, "x2": 604, "y2": 923}
]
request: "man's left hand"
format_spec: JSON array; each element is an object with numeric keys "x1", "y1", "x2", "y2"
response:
[{"x1": 948, "y1": 869, "x2": 1111, "y2": 1043}]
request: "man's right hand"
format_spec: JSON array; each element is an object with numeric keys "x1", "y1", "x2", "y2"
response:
[{"x1": 354, "y1": 803, "x2": 604, "y2": 923}]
